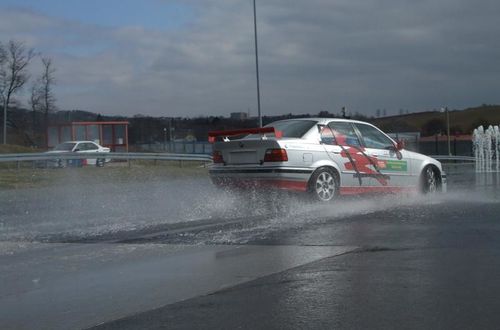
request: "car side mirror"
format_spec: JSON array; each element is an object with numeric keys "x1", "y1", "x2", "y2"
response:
[
  {"x1": 73, "y1": 148, "x2": 80, "y2": 152},
  {"x1": 396, "y1": 140, "x2": 405, "y2": 151}
]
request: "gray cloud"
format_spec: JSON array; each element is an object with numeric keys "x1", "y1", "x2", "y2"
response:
[{"x1": 1, "y1": 0, "x2": 499, "y2": 117}]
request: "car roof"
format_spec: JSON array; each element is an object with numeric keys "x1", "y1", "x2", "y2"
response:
[
  {"x1": 59, "y1": 141, "x2": 97, "y2": 144},
  {"x1": 269, "y1": 117, "x2": 375, "y2": 125}
]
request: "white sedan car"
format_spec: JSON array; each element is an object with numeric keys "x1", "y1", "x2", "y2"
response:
[
  {"x1": 209, "y1": 118, "x2": 446, "y2": 201},
  {"x1": 48, "y1": 141, "x2": 110, "y2": 167}
]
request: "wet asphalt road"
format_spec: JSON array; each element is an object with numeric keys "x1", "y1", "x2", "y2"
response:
[
  {"x1": 3, "y1": 172, "x2": 500, "y2": 329},
  {"x1": 92, "y1": 195, "x2": 500, "y2": 330}
]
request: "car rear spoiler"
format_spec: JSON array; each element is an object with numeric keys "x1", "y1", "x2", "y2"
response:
[{"x1": 208, "y1": 127, "x2": 282, "y2": 143}]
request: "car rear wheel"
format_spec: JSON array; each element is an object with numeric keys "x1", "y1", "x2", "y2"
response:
[
  {"x1": 421, "y1": 166, "x2": 439, "y2": 194},
  {"x1": 309, "y1": 167, "x2": 339, "y2": 202}
]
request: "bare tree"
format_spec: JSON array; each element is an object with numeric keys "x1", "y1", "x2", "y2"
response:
[
  {"x1": 29, "y1": 56, "x2": 56, "y2": 147},
  {"x1": 29, "y1": 78, "x2": 43, "y2": 140},
  {"x1": 0, "y1": 40, "x2": 35, "y2": 144},
  {"x1": 0, "y1": 43, "x2": 6, "y2": 141},
  {"x1": 39, "y1": 57, "x2": 56, "y2": 146},
  {"x1": 0, "y1": 44, "x2": 5, "y2": 67}
]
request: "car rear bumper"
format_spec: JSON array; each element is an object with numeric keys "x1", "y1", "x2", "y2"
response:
[{"x1": 209, "y1": 166, "x2": 313, "y2": 192}]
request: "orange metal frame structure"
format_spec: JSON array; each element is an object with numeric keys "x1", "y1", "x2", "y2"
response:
[{"x1": 47, "y1": 121, "x2": 129, "y2": 151}]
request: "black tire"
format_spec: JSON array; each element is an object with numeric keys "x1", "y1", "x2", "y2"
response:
[
  {"x1": 96, "y1": 158, "x2": 105, "y2": 167},
  {"x1": 309, "y1": 167, "x2": 339, "y2": 202},
  {"x1": 421, "y1": 166, "x2": 439, "y2": 194}
]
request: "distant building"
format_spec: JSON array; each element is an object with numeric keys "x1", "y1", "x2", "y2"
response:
[
  {"x1": 230, "y1": 112, "x2": 248, "y2": 120},
  {"x1": 47, "y1": 121, "x2": 129, "y2": 152}
]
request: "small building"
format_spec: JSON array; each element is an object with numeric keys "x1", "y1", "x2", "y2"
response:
[
  {"x1": 230, "y1": 112, "x2": 248, "y2": 120},
  {"x1": 47, "y1": 121, "x2": 129, "y2": 151}
]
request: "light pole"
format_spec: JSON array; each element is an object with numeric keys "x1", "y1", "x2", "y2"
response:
[
  {"x1": 253, "y1": 0, "x2": 262, "y2": 127},
  {"x1": 441, "y1": 107, "x2": 451, "y2": 156},
  {"x1": 163, "y1": 127, "x2": 167, "y2": 151},
  {"x1": 169, "y1": 119, "x2": 174, "y2": 140}
]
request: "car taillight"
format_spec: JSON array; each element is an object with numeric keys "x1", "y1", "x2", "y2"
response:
[
  {"x1": 264, "y1": 148, "x2": 288, "y2": 162},
  {"x1": 212, "y1": 150, "x2": 224, "y2": 163}
]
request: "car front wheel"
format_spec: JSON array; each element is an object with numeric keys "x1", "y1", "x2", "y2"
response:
[
  {"x1": 309, "y1": 167, "x2": 339, "y2": 202},
  {"x1": 421, "y1": 166, "x2": 439, "y2": 194}
]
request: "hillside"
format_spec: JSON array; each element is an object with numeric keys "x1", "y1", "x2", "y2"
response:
[
  {"x1": 371, "y1": 105, "x2": 500, "y2": 136},
  {"x1": 2, "y1": 104, "x2": 500, "y2": 147}
]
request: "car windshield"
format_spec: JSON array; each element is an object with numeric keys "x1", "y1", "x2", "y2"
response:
[
  {"x1": 53, "y1": 142, "x2": 76, "y2": 151},
  {"x1": 246, "y1": 120, "x2": 317, "y2": 139}
]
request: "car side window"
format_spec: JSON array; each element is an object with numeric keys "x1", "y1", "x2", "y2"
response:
[
  {"x1": 319, "y1": 125, "x2": 336, "y2": 145},
  {"x1": 354, "y1": 123, "x2": 394, "y2": 149},
  {"x1": 327, "y1": 122, "x2": 361, "y2": 147},
  {"x1": 86, "y1": 143, "x2": 98, "y2": 151}
]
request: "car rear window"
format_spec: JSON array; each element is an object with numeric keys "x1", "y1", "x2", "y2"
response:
[
  {"x1": 54, "y1": 142, "x2": 76, "y2": 151},
  {"x1": 246, "y1": 120, "x2": 317, "y2": 139}
]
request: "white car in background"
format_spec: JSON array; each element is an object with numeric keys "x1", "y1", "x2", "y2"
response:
[
  {"x1": 47, "y1": 141, "x2": 110, "y2": 167},
  {"x1": 209, "y1": 118, "x2": 446, "y2": 201}
]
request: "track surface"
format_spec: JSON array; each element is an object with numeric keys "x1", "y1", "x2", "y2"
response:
[{"x1": 2, "y1": 174, "x2": 500, "y2": 329}]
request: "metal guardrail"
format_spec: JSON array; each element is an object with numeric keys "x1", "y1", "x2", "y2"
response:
[
  {"x1": 428, "y1": 155, "x2": 476, "y2": 176},
  {"x1": 428, "y1": 155, "x2": 475, "y2": 162},
  {"x1": 0, "y1": 152, "x2": 213, "y2": 163},
  {"x1": 0, "y1": 152, "x2": 474, "y2": 165}
]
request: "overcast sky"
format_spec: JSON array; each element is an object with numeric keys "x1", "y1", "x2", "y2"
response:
[{"x1": 1, "y1": 0, "x2": 499, "y2": 117}]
